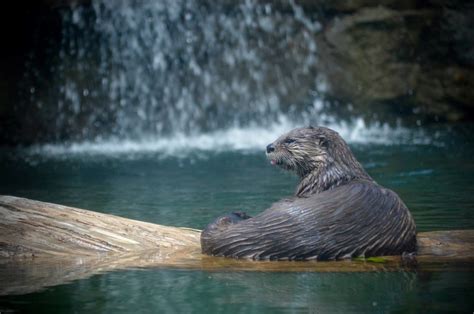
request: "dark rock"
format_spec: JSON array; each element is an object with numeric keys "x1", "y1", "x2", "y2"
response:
[
  {"x1": 315, "y1": 5, "x2": 474, "y2": 121},
  {"x1": 316, "y1": 7, "x2": 425, "y2": 103},
  {"x1": 416, "y1": 66, "x2": 474, "y2": 121},
  {"x1": 294, "y1": 0, "x2": 418, "y2": 13}
]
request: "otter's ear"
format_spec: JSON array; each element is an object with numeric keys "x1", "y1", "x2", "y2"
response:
[{"x1": 317, "y1": 135, "x2": 328, "y2": 148}]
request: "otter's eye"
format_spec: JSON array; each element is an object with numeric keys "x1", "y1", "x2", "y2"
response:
[{"x1": 284, "y1": 138, "x2": 296, "y2": 144}]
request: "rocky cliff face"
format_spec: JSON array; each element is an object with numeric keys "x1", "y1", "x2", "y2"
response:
[{"x1": 303, "y1": 0, "x2": 474, "y2": 121}]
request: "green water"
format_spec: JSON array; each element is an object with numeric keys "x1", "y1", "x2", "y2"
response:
[
  {"x1": 0, "y1": 126, "x2": 473, "y2": 313},
  {"x1": 1, "y1": 270, "x2": 473, "y2": 313}
]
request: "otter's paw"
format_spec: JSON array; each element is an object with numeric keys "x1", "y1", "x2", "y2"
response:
[
  {"x1": 214, "y1": 211, "x2": 251, "y2": 226},
  {"x1": 401, "y1": 251, "x2": 418, "y2": 268},
  {"x1": 204, "y1": 211, "x2": 251, "y2": 231}
]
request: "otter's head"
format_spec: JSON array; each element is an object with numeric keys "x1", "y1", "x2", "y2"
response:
[
  {"x1": 266, "y1": 126, "x2": 371, "y2": 196},
  {"x1": 266, "y1": 127, "x2": 330, "y2": 177}
]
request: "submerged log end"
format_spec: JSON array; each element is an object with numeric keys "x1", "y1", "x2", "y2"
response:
[{"x1": 417, "y1": 229, "x2": 474, "y2": 258}]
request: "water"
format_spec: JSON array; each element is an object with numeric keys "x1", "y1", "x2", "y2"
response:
[
  {"x1": 0, "y1": 271, "x2": 472, "y2": 313},
  {"x1": 0, "y1": 124, "x2": 473, "y2": 313}
]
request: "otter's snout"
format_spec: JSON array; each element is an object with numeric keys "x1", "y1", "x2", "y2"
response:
[{"x1": 266, "y1": 143, "x2": 275, "y2": 153}]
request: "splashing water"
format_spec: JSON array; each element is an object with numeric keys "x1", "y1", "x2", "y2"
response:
[
  {"x1": 23, "y1": 0, "x2": 434, "y2": 156},
  {"x1": 29, "y1": 113, "x2": 437, "y2": 157}
]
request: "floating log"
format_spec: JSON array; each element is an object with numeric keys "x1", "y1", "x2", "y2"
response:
[{"x1": 0, "y1": 195, "x2": 473, "y2": 295}]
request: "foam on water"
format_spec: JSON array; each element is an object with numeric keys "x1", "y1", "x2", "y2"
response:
[{"x1": 28, "y1": 116, "x2": 436, "y2": 158}]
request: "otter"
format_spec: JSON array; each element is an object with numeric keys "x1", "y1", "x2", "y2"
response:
[{"x1": 201, "y1": 126, "x2": 416, "y2": 261}]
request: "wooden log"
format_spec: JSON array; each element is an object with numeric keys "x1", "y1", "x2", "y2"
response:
[
  {"x1": 0, "y1": 195, "x2": 473, "y2": 295},
  {"x1": 0, "y1": 195, "x2": 201, "y2": 258}
]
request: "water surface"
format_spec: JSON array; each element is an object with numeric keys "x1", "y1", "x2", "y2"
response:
[{"x1": 0, "y1": 124, "x2": 473, "y2": 313}]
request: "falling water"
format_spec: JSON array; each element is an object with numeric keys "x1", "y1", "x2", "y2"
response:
[{"x1": 25, "y1": 0, "x2": 435, "y2": 155}]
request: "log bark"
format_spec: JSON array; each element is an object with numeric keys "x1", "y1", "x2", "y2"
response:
[{"x1": 0, "y1": 195, "x2": 473, "y2": 295}]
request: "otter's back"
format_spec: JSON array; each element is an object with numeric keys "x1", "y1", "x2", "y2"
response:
[{"x1": 201, "y1": 180, "x2": 416, "y2": 260}]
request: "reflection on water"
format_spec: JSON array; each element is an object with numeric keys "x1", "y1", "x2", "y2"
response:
[{"x1": 0, "y1": 269, "x2": 473, "y2": 313}]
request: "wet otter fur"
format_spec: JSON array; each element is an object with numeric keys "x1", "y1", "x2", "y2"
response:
[{"x1": 201, "y1": 126, "x2": 417, "y2": 260}]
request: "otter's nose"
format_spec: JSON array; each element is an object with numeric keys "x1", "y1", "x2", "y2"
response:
[{"x1": 266, "y1": 143, "x2": 275, "y2": 153}]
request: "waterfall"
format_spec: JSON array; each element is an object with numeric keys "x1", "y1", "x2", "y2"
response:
[{"x1": 24, "y1": 0, "x2": 434, "y2": 155}]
